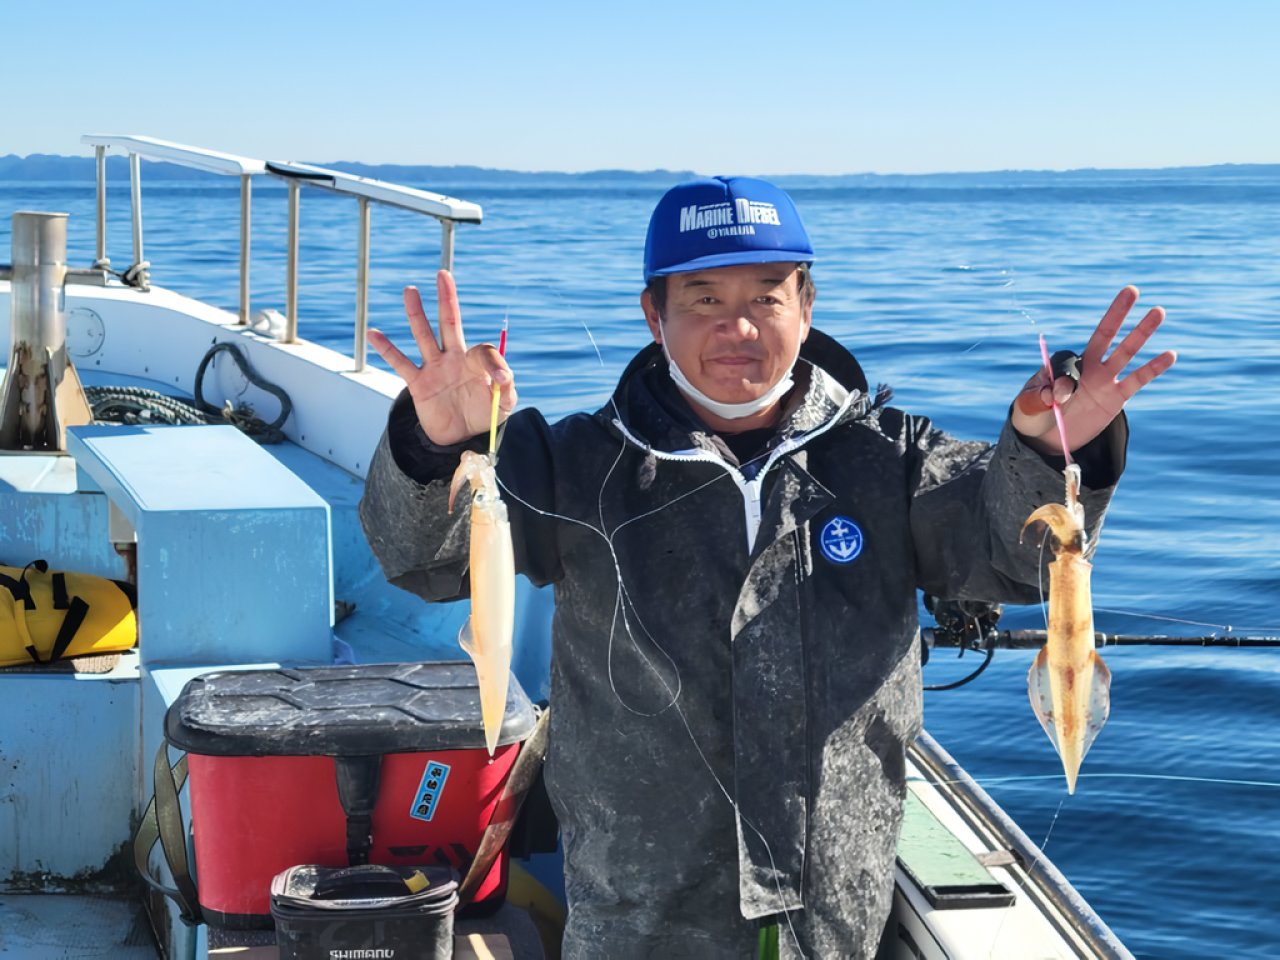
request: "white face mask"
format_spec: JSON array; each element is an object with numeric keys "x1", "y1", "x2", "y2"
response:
[{"x1": 658, "y1": 318, "x2": 801, "y2": 421}]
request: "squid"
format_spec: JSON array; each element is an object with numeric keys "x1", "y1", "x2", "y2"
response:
[
  {"x1": 449, "y1": 450, "x2": 515, "y2": 757},
  {"x1": 1021, "y1": 463, "x2": 1112, "y2": 794}
]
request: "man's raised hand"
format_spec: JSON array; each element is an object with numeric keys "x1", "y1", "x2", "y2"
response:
[
  {"x1": 368, "y1": 270, "x2": 516, "y2": 446},
  {"x1": 1012, "y1": 286, "x2": 1177, "y2": 454}
]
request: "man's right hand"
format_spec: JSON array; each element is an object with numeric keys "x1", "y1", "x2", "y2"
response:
[{"x1": 369, "y1": 270, "x2": 517, "y2": 446}]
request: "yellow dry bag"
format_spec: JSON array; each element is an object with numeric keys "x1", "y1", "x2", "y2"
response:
[{"x1": 1, "y1": 560, "x2": 137, "y2": 668}]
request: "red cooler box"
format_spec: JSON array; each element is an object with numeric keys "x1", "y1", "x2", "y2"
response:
[{"x1": 164, "y1": 661, "x2": 537, "y2": 929}]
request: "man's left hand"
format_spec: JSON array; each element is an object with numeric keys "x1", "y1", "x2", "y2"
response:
[{"x1": 1012, "y1": 286, "x2": 1177, "y2": 454}]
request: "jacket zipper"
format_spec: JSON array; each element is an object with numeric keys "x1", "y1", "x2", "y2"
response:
[{"x1": 610, "y1": 390, "x2": 858, "y2": 552}]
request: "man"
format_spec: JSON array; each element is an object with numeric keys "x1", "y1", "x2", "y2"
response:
[{"x1": 360, "y1": 176, "x2": 1175, "y2": 958}]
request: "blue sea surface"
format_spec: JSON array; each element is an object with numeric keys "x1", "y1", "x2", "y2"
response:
[{"x1": 3, "y1": 168, "x2": 1278, "y2": 959}]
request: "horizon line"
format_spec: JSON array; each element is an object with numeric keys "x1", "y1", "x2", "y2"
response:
[{"x1": 2, "y1": 152, "x2": 1279, "y2": 181}]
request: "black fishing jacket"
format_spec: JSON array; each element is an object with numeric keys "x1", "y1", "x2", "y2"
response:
[{"x1": 359, "y1": 329, "x2": 1124, "y2": 959}]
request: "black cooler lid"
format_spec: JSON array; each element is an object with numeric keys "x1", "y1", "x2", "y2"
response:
[{"x1": 165, "y1": 661, "x2": 537, "y2": 756}]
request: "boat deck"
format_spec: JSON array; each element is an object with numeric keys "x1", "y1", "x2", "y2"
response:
[
  {"x1": 0, "y1": 895, "x2": 156, "y2": 959},
  {"x1": 0, "y1": 894, "x2": 542, "y2": 959}
]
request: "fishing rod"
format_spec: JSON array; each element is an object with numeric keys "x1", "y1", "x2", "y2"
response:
[
  {"x1": 920, "y1": 597, "x2": 1280, "y2": 692},
  {"x1": 932, "y1": 630, "x2": 1280, "y2": 650}
]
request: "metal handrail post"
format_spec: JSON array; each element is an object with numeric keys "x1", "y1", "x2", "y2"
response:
[
  {"x1": 354, "y1": 197, "x2": 371, "y2": 372},
  {"x1": 93, "y1": 145, "x2": 109, "y2": 269},
  {"x1": 239, "y1": 174, "x2": 252, "y2": 325},
  {"x1": 129, "y1": 152, "x2": 144, "y2": 269},
  {"x1": 440, "y1": 220, "x2": 455, "y2": 273},
  {"x1": 285, "y1": 179, "x2": 300, "y2": 343}
]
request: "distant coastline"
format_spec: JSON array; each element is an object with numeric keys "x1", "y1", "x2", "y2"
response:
[
  {"x1": 0, "y1": 153, "x2": 696, "y2": 185},
  {"x1": 1, "y1": 153, "x2": 1277, "y2": 185}
]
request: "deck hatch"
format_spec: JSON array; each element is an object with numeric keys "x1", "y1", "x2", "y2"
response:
[{"x1": 897, "y1": 791, "x2": 1016, "y2": 910}]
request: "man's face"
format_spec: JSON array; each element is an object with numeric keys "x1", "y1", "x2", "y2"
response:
[{"x1": 641, "y1": 263, "x2": 812, "y2": 423}]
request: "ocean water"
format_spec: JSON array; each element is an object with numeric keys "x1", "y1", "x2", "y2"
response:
[{"x1": 3, "y1": 168, "x2": 1279, "y2": 959}]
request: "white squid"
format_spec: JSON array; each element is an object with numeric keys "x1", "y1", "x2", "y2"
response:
[{"x1": 449, "y1": 450, "x2": 515, "y2": 757}]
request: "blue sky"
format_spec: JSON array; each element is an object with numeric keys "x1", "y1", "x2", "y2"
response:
[{"x1": 4, "y1": 0, "x2": 1277, "y2": 174}]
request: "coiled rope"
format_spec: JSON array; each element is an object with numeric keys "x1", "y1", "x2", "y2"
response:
[{"x1": 87, "y1": 341, "x2": 292, "y2": 444}]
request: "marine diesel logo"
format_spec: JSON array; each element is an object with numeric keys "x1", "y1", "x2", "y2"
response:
[{"x1": 679, "y1": 198, "x2": 782, "y2": 239}]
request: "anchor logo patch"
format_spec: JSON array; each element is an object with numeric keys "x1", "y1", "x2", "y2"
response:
[{"x1": 819, "y1": 516, "x2": 864, "y2": 565}]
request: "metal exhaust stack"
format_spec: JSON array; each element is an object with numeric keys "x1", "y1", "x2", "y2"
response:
[{"x1": 0, "y1": 211, "x2": 92, "y2": 452}]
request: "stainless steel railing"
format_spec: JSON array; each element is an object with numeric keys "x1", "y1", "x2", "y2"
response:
[{"x1": 78, "y1": 135, "x2": 483, "y2": 371}]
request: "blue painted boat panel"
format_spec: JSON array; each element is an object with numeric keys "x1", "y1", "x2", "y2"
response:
[
  {"x1": 0, "y1": 487, "x2": 129, "y2": 582},
  {"x1": 133, "y1": 510, "x2": 332, "y2": 664},
  {"x1": 0, "y1": 452, "x2": 79, "y2": 495},
  {"x1": 67, "y1": 424, "x2": 334, "y2": 666},
  {"x1": 67, "y1": 425, "x2": 329, "y2": 515},
  {"x1": 0, "y1": 657, "x2": 140, "y2": 883}
]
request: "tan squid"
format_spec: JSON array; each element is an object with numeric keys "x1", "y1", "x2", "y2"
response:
[{"x1": 1022, "y1": 462, "x2": 1112, "y2": 794}]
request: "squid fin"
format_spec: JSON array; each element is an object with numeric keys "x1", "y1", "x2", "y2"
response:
[
  {"x1": 458, "y1": 617, "x2": 476, "y2": 658},
  {"x1": 1028, "y1": 646, "x2": 1058, "y2": 752},
  {"x1": 1081, "y1": 649, "x2": 1112, "y2": 762},
  {"x1": 1028, "y1": 646, "x2": 1113, "y2": 794},
  {"x1": 457, "y1": 617, "x2": 505, "y2": 758}
]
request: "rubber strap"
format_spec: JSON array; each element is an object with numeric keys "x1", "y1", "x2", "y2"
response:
[
  {"x1": 133, "y1": 743, "x2": 201, "y2": 925},
  {"x1": 48, "y1": 596, "x2": 89, "y2": 662},
  {"x1": 0, "y1": 571, "x2": 34, "y2": 610},
  {"x1": 334, "y1": 755, "x2": 382, "y2": 867},
  {"x1": 51, "y1": 573, "x2": 69, "y2": 610},
  {"x1": 0, "y1": 572, "x2": 27, "y2": 604},
  {"x1": 11, "y1": 586, "x2": 39, "y2": 663}
]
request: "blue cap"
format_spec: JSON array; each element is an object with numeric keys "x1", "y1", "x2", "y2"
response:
[{"x1": 643, "y1": 176, "x2": 814, "y2": 282}]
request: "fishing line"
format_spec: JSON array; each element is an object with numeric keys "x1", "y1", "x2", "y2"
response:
[
  {"x1": 980, "y1": 795, "x2": 1065, "y2": 957},
  {"x1": 580, "y1": 319, "x2": 605, "y2": 366},
  {"x1": 547, "y1": 285, "x2": 613, "y2": 374},
  {"x1": 597, "y1": 433, "x2": 684, "y2": 718},
  {"x1": 494, "y1": 415, "x2": 809, "y2": 955},
  {"x1": 999, "y1": 267, "x2": 1040, "y2": 329},
  {"x1": 911, "y1": 772, "x2": 1280, "y2": 791},
  {"x1": 1091, "y1": 606, "x2": 1280, "y2": 636},
  {"x1": 873, "y1": 260, "x2": 1027, "y2": 407},
  {"x1": 983, "y1": 794, "x2": 1065, "y2": 958},
  {"x1": 1033, "y1": 526, "x2": 1053, "y2": 631},
  {"x1": 1039, "y1": 799, "x2": 1065, "y2": 856}
]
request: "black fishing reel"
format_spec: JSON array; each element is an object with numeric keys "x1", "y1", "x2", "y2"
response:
[{"x1": 921, "y1": 596, "x2": 1004, "y2": 691}]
